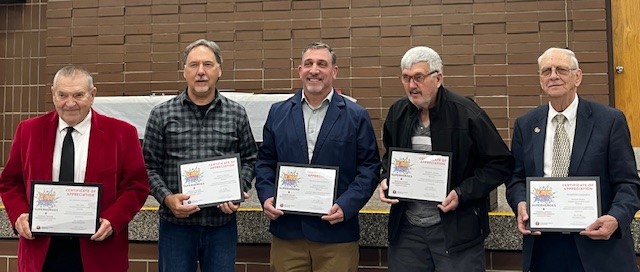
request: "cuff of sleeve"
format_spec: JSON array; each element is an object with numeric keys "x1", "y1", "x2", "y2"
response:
[
  {"x1": 608, "y1": 212, "x2": 627, "y2": 238},
  {"x1": 156, "y1": 189, "x2": 173, "y2": 206},
  {"x1": 454, "y1": 187, "x2": 463, "y2": 205}
]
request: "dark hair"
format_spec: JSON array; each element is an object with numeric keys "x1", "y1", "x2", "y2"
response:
[
  {"x1": 301, "y1": 42, "x2": 336, "y2": 65},
  {"x1": 182, "y1": 39, "x2": 223, "y2": 66}
]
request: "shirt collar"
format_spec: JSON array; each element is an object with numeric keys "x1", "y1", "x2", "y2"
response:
[
  {"x1": 301, "y1": 89, "x2": 334, "y2": 106},
  {"x1": 179, "y1": 88, "x2": 221, "y2": 108},
  {"x1": 547, "y1": 93, "x2": 579, "y2": 123},
  {"x1": 58, "y1": 110, "x2": 92, "y2": 136}
]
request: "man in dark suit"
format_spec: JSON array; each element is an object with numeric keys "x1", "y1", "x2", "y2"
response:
[
  {"x1": 254, "y1": 42, "x2": 381, "y2": 271},
  {"x1": 0, "y1": 66, "x2": 150, "y2": 272},
  {"x1": 506, "y1": 47, "x2": 640, "y2": 272}
]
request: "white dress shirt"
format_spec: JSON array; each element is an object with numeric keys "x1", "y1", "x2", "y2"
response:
[
  {"x1": 543, "y1": 94, "x2": 579, "y2": 177},
  {"x1": 52, "y1": 111, "x2": 92, "y2": 183}
]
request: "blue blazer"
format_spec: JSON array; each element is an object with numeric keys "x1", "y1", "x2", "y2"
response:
[
  {"x1": 255, "y1": 89, "x2": 381, "y2": 243},
  {"x1": 506, "y1": 97, "x2": 640, "y2": 272}
]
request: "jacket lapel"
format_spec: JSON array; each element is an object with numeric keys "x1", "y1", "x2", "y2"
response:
[
  {"x1": 532, "y1": 106, "x2": 548, "y2": 177},
  {"x1": 290, "y1": 91, "x2": 310, "y2": 162},
  {"x1": 85, "y1": 109, "x2": 105, "y2": 182},
  {"x1": 312, "y1": 93, "x2": 344, "y2": 163},
  {"x1": 41, "y1": 112, "x2": 59, "y2": 181},
  {"x1": 569, "y1": 99, "x2": 593, "y2": 175}
]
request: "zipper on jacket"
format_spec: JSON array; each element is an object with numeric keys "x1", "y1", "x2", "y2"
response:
[{"x1": 473, "y1": 207, "x2": 483, "y2": 235}]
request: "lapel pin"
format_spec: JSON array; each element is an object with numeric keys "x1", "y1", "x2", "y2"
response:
[{"x1": 534, "y1": 127, "x2": 540, "y2": 133}]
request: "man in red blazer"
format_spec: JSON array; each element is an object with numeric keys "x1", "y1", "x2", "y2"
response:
[{"x1": 0, "y1": 66, "x2": 150, "y2": 272}]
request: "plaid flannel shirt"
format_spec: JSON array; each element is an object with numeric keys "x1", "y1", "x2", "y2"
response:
[{"x1": 143, "y1": 89, "x2": 258, "y2": 226}]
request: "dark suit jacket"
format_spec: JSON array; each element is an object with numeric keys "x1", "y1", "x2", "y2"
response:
[
  {"x1": 506, "y1": 97, "x2": 640, "y2": 272},
  {"x1": 0, "y1": 110, "x2": 150, "y2": 272},
  {"x1": 255, "y1": 89, "x2": 381, "y2": 243}
]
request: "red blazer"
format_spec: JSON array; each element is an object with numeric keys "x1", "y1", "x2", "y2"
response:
[{"x1": 0, "y1": 109, "x2": 150, "y2": 272}]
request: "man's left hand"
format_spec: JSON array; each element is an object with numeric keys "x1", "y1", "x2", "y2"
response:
[
  {"x1": 437, "y1": 190, "x2": 459, "y2": 213},
  {"x1": 580, "y1": 215, "x2": 618, "y2": 240},
  {"x1": 91, "y1": 218, "x2": 113, "y2": 241},
  {"x1": 219, "y1": 192, "x2": 250, "y2": 214},
  {"x1": 321, "y1": 204, "x2": 344, "y2": 225}
]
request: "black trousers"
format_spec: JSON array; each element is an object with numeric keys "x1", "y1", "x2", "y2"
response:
[{"x1": 42, "y1": 236, "x2": 83, "y2": 272}]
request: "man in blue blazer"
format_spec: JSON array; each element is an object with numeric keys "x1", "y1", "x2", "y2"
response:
[
  {"x1": 506, "y1": 47, "x2": 640, "y2": 272},
  {"x1": 254, "y1": 42, "x2": 381, "y2": 271}
]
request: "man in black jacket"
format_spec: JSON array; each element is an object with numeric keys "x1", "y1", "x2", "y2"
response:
[{"x1": 378, "y1": 46, "x2": 514, "y2": 271}]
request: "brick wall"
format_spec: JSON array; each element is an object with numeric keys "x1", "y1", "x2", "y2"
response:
[
  {"x1": 0, "y1": 0, "x2": 611, "y2": 167},
  {"x1": 0, "y1": 0, "x2": 48, "y2": 166}
]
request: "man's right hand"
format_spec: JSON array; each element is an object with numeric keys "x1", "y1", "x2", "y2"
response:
[
  {"x1": 15, "y1": 213, "x2": 34, "y2": 240},
  {"x1": 517, "y1": 201, "x2": 541, "y2": 236},
  {"x1": 262, "y1": 197, "x2": 284, "y2": 220},
  {"x1": 378, "y1": 179, "x2": 399, "y2": 204},
  {"x1": 164, "y1": 194, "x2": 200, "y2": 218}
]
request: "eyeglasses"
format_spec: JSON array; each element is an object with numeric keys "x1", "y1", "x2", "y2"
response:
[
  {"x1": 401, "y1": 70, "x2": 439, "y2": 84},
  {"x1": 539, "y1": 66, "x2": 577, "y2": 77}
]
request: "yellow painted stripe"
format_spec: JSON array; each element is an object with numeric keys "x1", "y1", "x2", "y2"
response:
[
  {"x1": 360, "y1": 209, "x2": 390, "y2": 214},
  {"x1": 489, "y1": 211, "x2": 515, "y2": 216},
  {"x1": 239, "y1": 207, "x2": 263, "y2": 212}
]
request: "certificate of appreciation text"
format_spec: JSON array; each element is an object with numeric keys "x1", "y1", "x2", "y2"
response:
[
  {"x1": 527, "y1": 177, "x2": 601, "y2": 232},
  {"x1": 387, "y1": 148, "x2": 452, "y2": 202},
  {"x1": 29, "y1": 182, "x2": 101, "y2": 236},
  {"x1": 178, "y1": 154, "x2": 243, "y2": 208},
  {"x1": 274, "y1": 163, "x2": 338, "y2": 216}
]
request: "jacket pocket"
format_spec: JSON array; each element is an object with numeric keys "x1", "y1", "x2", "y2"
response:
[{"x1": 444, "y1": 205, "x2": 483, "y2": 249}]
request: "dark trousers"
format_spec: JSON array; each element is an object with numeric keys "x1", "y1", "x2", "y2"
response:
[
  {"x1": 530, "y1": 232, "x2": 585, "y2": 272},
  {"x1": 388, "y1": 219, "x2": 486, "y2": 272},
  {"x1": 42, "y1": 236, "x2": 83, "y2": 272}
]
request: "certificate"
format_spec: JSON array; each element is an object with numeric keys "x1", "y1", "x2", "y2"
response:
[
  {"x1": 274, "y1": 163, "x2": 338, "y2": 216},
  {"x1": 29, "y1": 182, "x2": 101, "y2": 236},
  {"x1": 387, "y1": 148, "x2": 452, "y2": 202},
  {"x1": 527, "y1": 177, "x2": 601, "y2": 232},
  {"x1": 178, "y1": 154, "x2": 244, "y2": 208}
]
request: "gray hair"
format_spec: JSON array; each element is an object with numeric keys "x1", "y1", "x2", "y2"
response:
[
  {"x1": 53, "y1": 65, "x2": 94, "y2": 90},
  {"x1": 538, "y1": 47, "x2": 579, "y2": 69},
  {"x1": 182, "y1": 39, "x2": 223, "y2": 65},
  {"x1": 400, "y1": 46, "x2": 443, "y2": 73},
  {"x1": 302, "y1": 42, "x2": 337, "y2": 65}
]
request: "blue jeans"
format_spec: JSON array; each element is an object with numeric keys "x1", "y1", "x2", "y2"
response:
[{"x1": 158, "y1": 218, "x2": 237, "y2": 272}]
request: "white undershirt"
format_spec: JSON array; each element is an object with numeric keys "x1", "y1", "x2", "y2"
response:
[{"x1": 52, "y1": 111, "x2": 92, "y2": 183}]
